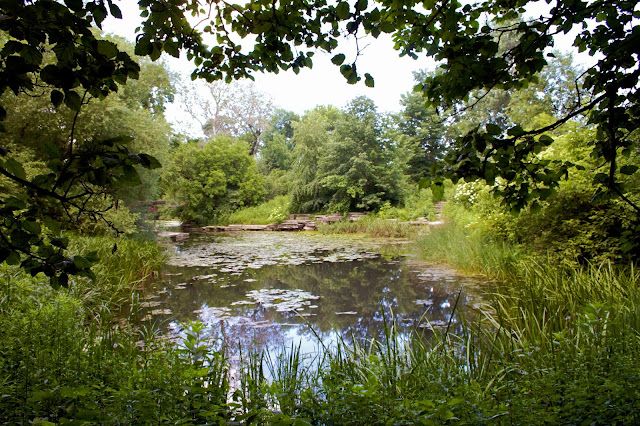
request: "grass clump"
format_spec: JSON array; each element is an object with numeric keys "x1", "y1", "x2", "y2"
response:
[
  {"x1": 225, "y1": 195, "x2": 291, "y2": 225},
  {"x1": 2, "y1": 213, "x2": 638, "y2": 424},
  {"x1": 319, "y1": 215, "x2": 417, "y2": 238}
]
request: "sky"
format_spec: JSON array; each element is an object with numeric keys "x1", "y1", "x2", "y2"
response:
[
  {"x1": 102, "y1": 1, "x2": 583, "y2": 136},
  {"x1": 102, "y1": 2, "x2": 430, "y2": 123}
]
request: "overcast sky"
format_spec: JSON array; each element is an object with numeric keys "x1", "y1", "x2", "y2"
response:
[
  {"x1": 102, "y1": 2, "x2": 428, "y2": 116},
  {"x1": 102, "y1": 1, "x2": 584, "y2": 136}
]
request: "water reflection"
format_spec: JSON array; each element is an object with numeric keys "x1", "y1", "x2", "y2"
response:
[{"x1": 142, "y1": 232, "x2": 486, "y2": 355}]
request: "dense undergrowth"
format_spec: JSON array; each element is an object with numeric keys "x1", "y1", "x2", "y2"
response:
[
  {"x1": 2, "y1": 218, "x2": 639, "y2": 423},
  {"x1": 0, "y1": 235, "x2": 236, "y2": 424}
]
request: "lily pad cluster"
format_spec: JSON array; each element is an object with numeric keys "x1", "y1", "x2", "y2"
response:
[{"x1": 166, "y1": 233, "x2": 390, "y2": 273}]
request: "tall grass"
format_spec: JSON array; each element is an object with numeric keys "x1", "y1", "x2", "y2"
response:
[
  {"x1": 319, "y1": 216, "x2": 418, "y2": 238},
  {"x1": 2, "y1": 221, "x2": 639, "y2": 423},
  {"x1": 225, "y1": 195, "x2": 291, "y2": 225},
  {"x1": 65, "y1": 234, "x2": 165, "y2": 321},
  {"x1": 417, "y1": 220, "x2": 520, "y2": 279},
  {"x1": 0, "y1": 234, "x2": 215, "y2": 424},
  {"x1": 243, "y1": 217, "x2": 640, "y2": 424},
  {"x1": 246, "y1": 260, "x2": 640, "y2": 424}
]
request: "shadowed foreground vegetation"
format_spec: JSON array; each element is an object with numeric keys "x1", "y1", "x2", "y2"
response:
[{"x1": 1, "y1": 228, "x2": 638, "y2": 424}]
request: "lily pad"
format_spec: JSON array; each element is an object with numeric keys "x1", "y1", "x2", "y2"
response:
[{"x1": 245, "y1": 288, "x2": 320, "y2": 313}]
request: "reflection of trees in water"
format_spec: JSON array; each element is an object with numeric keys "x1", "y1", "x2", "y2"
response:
[{"x1": 145, "y1": 256, "x2": 484, "y2": 354}]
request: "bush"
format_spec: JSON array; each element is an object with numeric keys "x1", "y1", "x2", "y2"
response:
[{"x1": 161, "y1": 137, "x2": 265, "y2": 225}]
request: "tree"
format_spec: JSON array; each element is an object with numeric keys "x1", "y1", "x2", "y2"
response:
[
  {"x1": 0, "y1": 2, "x2": 168, "y2": 285},
  {"x1": 395, "y1": 71, "x2": 447, "y2": 183},
  {"x1": 318, "y1": 96, "x2": 403, "y2": 212},
  {"x1": 161, "y1": 137, "x2": 265, "y2": 224},
  {"x1": 289, "y1": 106, "x2": 338, "y2": 212},
  {"x1": 136, "y1": 0, "x2": 639, "y2": 213},
  {"x1": 289, "y1": 98, "x2": 403, "y2": 212},
  {"x1": 182, "y1": 80, "x2": 274, "y2": 154},
  {"x1": 258, "y1": 108, "x2": 299, "y2": 173}
]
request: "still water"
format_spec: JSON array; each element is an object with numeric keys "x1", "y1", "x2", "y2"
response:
[{"x1": 141, "y1": 232, "x2": 487, "y2": 355}]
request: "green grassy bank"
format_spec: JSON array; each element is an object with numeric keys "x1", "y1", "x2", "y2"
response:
[{"x1": 2, "y1": 222, "x2": 639, "y2": 424}]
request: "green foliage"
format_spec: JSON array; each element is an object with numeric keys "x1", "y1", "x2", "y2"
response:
[
  {"x1": 417, "y1": 205, "x2": 522, "y2": 278},
  {"x1": 394, "y1": 78, "x2": 447, "y2": 183},
  {"x1": 290, "y1": 98, "x2": 404, "y2": 213},
  {"x1": 136, "y1": 0, "x2": 640, "y2": 231},
  {"x1": 235, "y1": 251, "x2": 640, "y2": 424},
  {"x1": 225, "y1": 195, "x2": 291, "y2": 225},
  {"x1": 377, "y1": 192, "x2": 437, "y2": 222},
  {"x1": 4, "y1": 0, "x2": 640, "y2": 278},
  {"x1": 161, "y1": 137, "x2": 265, "y2": 224},
  {"x1": 443, "y1": 118, "x2": 640, "y2": 265},
  {"x1": 258, "y1": 108, "x2": 299, "y2": 173},
  {"x1": 289, "y1": 106, "x2": 336, "y2": 213},
  {"x1": 0, "y1": 8, "x2": 172, "y2": 284},
  {"x1": 319, "y1": 216, "x2": 416, "y2": 238}
]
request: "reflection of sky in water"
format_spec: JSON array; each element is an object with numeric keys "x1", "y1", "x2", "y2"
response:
[{"x1": 143, "y1": 232, "x2": 488, "y2": 357}]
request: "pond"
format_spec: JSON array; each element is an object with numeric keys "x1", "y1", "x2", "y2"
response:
[{"x1": 139, "y1": 232, "x2": 488, "y2": 357}]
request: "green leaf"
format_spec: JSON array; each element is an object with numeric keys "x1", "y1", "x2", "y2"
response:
[
  {"x1": 11, "y1": 229, "x2": 32, "y2": 247},
  {"x1": 23, "y1": 220, "x2": 41, "y2": 235},
  {"x1": 336, "y1": 2, "x2": 350, "y2": 19},
  {"x1": 364, "y1": 73, "x2": 374, "y2": 87},
  {"x1": 4, "y1": 197, "x2": 26, "y2": 210},
  {"x1": 43, "y1": 142, "x2": 63, "y2": 159},
  {"x1": 538, "y1": 134, "x2": 554, "y2": 145},
  {"x1": 507, "y1": 125, "x2": 525, "y2": 137},
  {"x1": 486, "y1": 123, "x2": 501, "y2": 135},
  {"x1": 149, "y1": 43, "x2": 162, "y2": 61},
  {"x1": 620, "y1": 165, "x2": 638, "y2": 175},
  {"x1": 51, "y1": 90, "x2": 64, "y2": 107},
  {"x1": 331, "y1": 54, "x2": 346, "y2": 65},
  {"x1": 121, "y1": 165, "x2": 142, "y2": 186},
  {"x1": 96, "y1": 40, "x2": 119, "y2": 59},
  {"x1": 2, "y1": 157, "x2": 27, "y2": 180},
  {"x1": 163, "y1": 40, "x2": 180, "y2": 58},
  {"x1": 5, "y1": 251, "x2": 21, "y2": 265},
  {"x1": 135, "y1": 37, "x2": 152, "y2": 56},
  {"x1": 0, "y1": 248, "x2": 11, "y2": 264},
  {"x1": 64, "y1": 91, "x2": 82, "y2": 111},
  {"x1": 138, "y1": 153, "x2": 162, "y2": 169},
  {"x1": 72, "y1": 255, "x2": 94, "y2": 269},
  {"x1": 64, "y1": 0, "x2": 83, "y2": 12},
  {"x1": 58, "y1": 273, "x2": 69, "y2": 288},
  {"x1": 418, "y1": 177, "x2": 431, "y2": 189},
  {"x1": 43, "y1": 217, "x2": 62, "y2": 235},
  {"x1": 108, "y1": 1, "x2": 122, "y2": 19},
  {"x1": 20, "y1": 45, "x2": 43, "y2": 65},
  {"x1": 50, "y1": 237, "x2": 69, "y2": 249}
]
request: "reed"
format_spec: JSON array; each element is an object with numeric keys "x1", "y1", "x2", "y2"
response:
[
  {"x1": 251, "y1": 225, "x2": 640, "y2": 423},
  {"x1": 319, "y1": 216, "x2": 417, "y2": 238},
  {"x1": 225, "y1": 195, "x2": 291, "y2": 225},
  {"x1": 2, "y1": 224, "x2": 639, "y2": 423}
]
